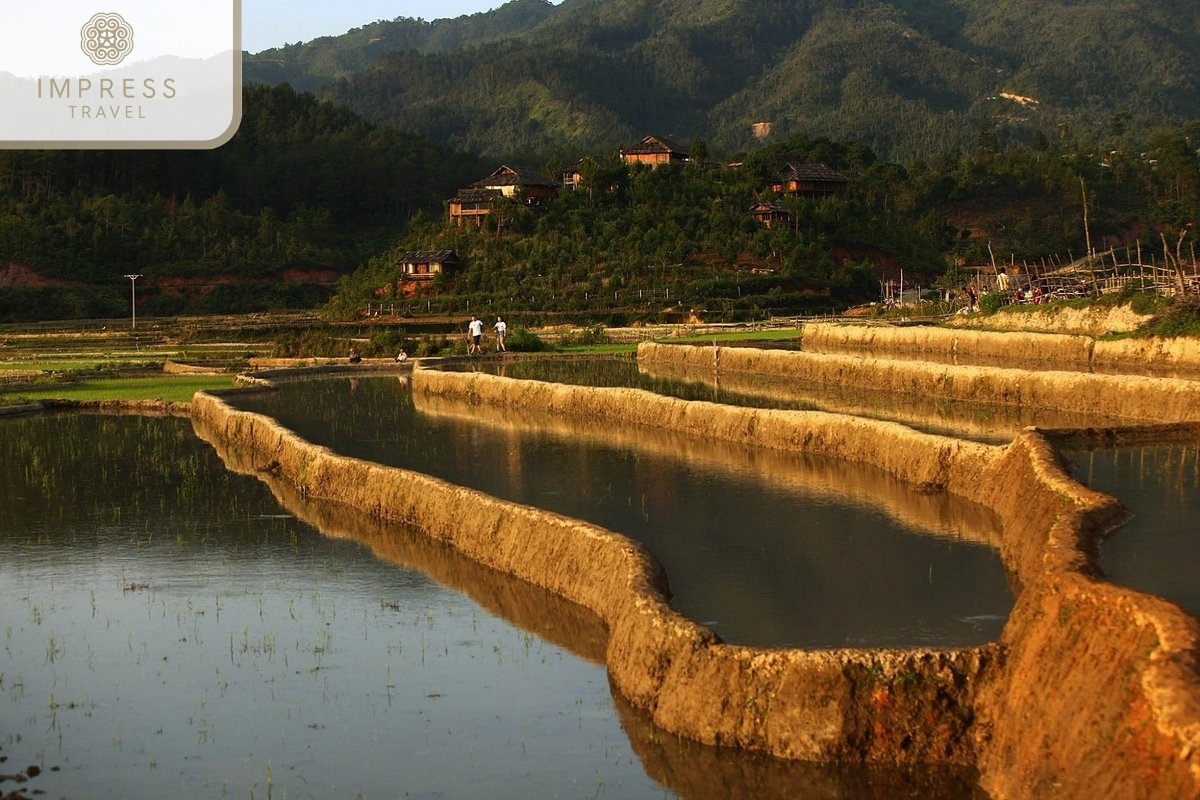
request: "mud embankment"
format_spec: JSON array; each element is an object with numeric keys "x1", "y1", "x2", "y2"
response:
[
  {"x1": 638, "y1": 358, "x2": 1111, "y2": 441},
  {"x1": 801, "y1": 320, "x2": 1200, "y2": 376},
  {"x1": 192, "y1": 383, "x2": 996, "y2": 767},
  {"x1": 636, "y1": 340, "x2": 1200, "y2": 798},
  {"x1": 646, "y1": 339, "x2": 1200, "y2": 424},
  {"x1": 185, "y1": 429, "x2": 610, "y2": 664},
  {"x1": 0, "y1": 398, "x2": 192, "y2": 418},
  {"x1": 192, "y1": 362, "x2": 1200, "y2": 799},
  {"x1": 944, "y1": 303, "x2": 1149, "y2": 336}
]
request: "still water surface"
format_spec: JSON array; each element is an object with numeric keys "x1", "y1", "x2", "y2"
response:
[
  {"x1": 0, "y1": 412, "x2": 989, "y2": 799},
  {"x1": 1071, "y1": 444, "x2": 1200, "y2": 617},
  {"x1": 228, "y1": 374, "x2": 1013, "y2": 649},
  {"x1": 0, "y1": 414, "x2": 648, "y2": 798}
]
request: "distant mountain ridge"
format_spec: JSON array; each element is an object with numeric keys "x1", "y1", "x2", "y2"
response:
[{"x1": 243, "y1": 0, "x2": 1200, "y2": 161}]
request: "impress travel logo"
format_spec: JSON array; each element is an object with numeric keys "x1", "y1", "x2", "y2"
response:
[
  {"x1": 80, "y1": 13, "x2": 136, "y2": 66},
  {"x1": 2, "y1": 1, "x2": 241, "y2": 148}
]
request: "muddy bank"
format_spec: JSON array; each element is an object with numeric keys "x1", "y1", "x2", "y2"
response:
[
  {"x1": 192, "y1": 384, "x2": 995, "y2": 766},
  {"x1": 803, "y1": 322, "x2": 1096, "y2": 367},
  {"x1": 801, "y1": 320, "x2": 1200, "y2": 376},
  {"x1": 236, "y1": 361, "x2": 413, "y2": 387},
  {"x1": 637, "y1": 358, "x2": 1115, "y2": 442},
  {"x1": 192, "y1": 366, "x2": 1200, "y2": 799},
  {"x1": 0, "y1": 398, "x2": 191, "y2": 418},
  {"x1": 642, "y1": 340, "x2": 1200, "y2": 424},
  {"x1": 187, "y1": 427, "x2": 610, "y2": 664},
  {"x1": 943, "y1": 303, "x2": 1149, "y2": 336}
]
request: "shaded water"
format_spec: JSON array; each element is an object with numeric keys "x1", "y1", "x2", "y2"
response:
[
  {"x1": 228, "y1": 375, "x2": 1013, "y2": 649},
  {"x1": 0, "y1": 413, "x2": 989, "y2": 799},
  {"x1": 1070, "y1": 444, "x2": 1200, "y2": 617},
  {"x1": 0, "y1": 414, "x2": 642, "y2": 798}
]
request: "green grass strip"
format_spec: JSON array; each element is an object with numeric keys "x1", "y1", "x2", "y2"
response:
[{"x1": 5, "y1": 375, "x2": 235, "y2": 404}]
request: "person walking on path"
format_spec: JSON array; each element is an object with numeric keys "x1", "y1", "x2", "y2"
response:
[
  {"x1": 467, "y1": 315, "x2": 484, "y2": 355},
  {"x1": 493, "y1": 315, "x2": 507, "y2": 352}
]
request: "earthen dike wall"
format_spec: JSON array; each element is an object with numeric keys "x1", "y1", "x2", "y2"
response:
[
  {"x1": 191, "y1": 338, "x2": 1200, "y2": 800},
  {"x1": 802, "y1": 320, "x2": 1200, "y2": 375}
]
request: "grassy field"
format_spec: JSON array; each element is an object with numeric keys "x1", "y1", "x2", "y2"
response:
[
  {"x1": 0, "y1": 315, "x2": 806, "y2": 404},
  {"x1": 6, "y1": 375, "x2": 236, "y2": 404}
]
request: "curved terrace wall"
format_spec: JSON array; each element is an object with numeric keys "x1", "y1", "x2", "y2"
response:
[
  {"x1": 638, "y1": 340, "x2": 1200, "y2": 798},
  {"x1": 192, "y1": 359, "x2": 1200, "y2": 799}
]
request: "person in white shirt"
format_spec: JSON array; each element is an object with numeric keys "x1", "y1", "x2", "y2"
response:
[
  {"x1": 467, "y1": 315, "x2": 484, "y2": 355},
  {"x1": 494, "y1": 316, "x2": 507, "y2": 352}
]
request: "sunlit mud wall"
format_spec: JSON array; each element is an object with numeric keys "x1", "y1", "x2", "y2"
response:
[
  {"x1": 801, "y1": 320, "x2": 1200, "y2": 374},
  {"x1": 192, "y1": 355, "x2": 1200, "y2": 799},
  {"x1": 641, "y1": 340, "x2": 1200, "y2": 423},
  {"x1": 635, "y1": 341, "x2": 1200, "y2": 799},
  {"x1": 193, "y1": 384, "x2": 998, "y2": 768},
  {"x1": 197, "y1": 374, "x2": 1199, "y2": 798}
]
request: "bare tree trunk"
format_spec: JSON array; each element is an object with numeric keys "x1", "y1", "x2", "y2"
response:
[{"x1": 1161, "y1": 229, "x2": 1189, "y2": 296}]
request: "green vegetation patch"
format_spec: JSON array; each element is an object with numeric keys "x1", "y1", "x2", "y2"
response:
[
  {"x1": 1132, "y1": 297, "x2": 1200, "y2": 338},
  {"x1": 5, "y1": 375, "x2": 235, "y2": 404}
]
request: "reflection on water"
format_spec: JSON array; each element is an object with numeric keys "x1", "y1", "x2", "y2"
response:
[
  {"x1": 0, "y1": 414, "x2": 658, "y2": 799},
  {"x1": 1070, "y1": 444, "x2": 1200, "y2": 617},
  {"x1": 229, "y1": 376, "x2": 1013, "y2": 649},
  {"x1": 0, "y1": 413, "x2": 990, "y2": 799}
]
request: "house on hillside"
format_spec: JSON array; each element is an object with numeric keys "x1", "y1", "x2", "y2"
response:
[
  {"x1": 620, "y1": 134, "x2": 689, "y2": 168},
  {"x1": 772, "y1": 163, "x2": 850, "y2": 200},
  {"x1": 749, "y1": 201, "x2": 791, "y2": 228},
  {"x1": 447, "y1": 165, "x2": 559, "y2": 226},
  {"x1": 477, "y1": 164, "x2": 559, "y2": 201},
  {"x1": 397, "y1": 249, "x2": 462, "y2": 280},
  {"x1": 562, "y1": 160, "x2": 584, "y2": 190},
  {"x1": 448, "y1": 188, "x2": 502, "y2": 228}
]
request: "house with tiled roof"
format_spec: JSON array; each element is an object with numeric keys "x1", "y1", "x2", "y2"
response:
[
  {"x1": 749, "y1": 201, "x2": 791, "y2": 228},
  {"x1": 476, "y1": 165, "x2": 559, "y2": 199},
  {"x1": 396, "y1": 249, "x2": 462, "y2": 280},
  {"x1": 620, "y1": 134, "x2": 690, "y2": 168},
  {"x1": 771, "y1": 163, "x2": 850, "y2": 199},
  {"x1": 447, "y1": 165, "x2": 559, "y2": 227}
]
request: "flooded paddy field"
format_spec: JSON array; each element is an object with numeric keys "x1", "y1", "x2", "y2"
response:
[
  {"x1": 227, "y1": 375, "x2": 1013, "y2": 650},
  {"x1": 1069, "y1": 443, "x2": 1200, "y2": 617},
  {"x1": 0, "y1": 414, "x2": 644, "y2": 798},
  {"x1": 0, "y1": 413, "x2": 989, "y2": 799}
]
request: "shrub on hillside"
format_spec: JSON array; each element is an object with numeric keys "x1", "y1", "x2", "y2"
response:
[
  {"x1": 978, "y1": 292, "x2": 1004, "y2": 314},
  {"x1": 506, "y1": 327, "x2": 549, "y2": 352}
]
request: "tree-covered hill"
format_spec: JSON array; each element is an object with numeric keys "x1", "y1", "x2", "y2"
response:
[
  {"x1": 244, "y1": 0, "x2": 1200, "y2": 162},
  {"x1": 324, "y1": 122, "x2": 1200, "y2": 324},
  {"x1": 0, "y1": 85, "x2": 482, "y2": 322}
]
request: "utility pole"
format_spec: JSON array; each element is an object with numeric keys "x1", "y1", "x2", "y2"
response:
[{"x1": 124, "y1": 274, "x2": 141, "y2": 329}]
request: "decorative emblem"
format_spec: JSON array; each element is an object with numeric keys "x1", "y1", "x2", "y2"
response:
[{"x1": 80, "y1": 12, "x2": 134, "y2": 66}]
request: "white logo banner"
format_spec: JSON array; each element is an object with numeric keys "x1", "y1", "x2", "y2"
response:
[{"x1": 2, "y1": 0, "x2": 241, "y2": 148}]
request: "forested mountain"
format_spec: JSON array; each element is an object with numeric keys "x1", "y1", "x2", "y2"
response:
[
  {"x1": 243, "y1": 0, "x2": 1200, "y2": 162},
  {"x1": 4, "y1": 0, "x2": 1198, "y2": 324},
  {"x1": 244, "y1": 0, "x2": 560, "y2": 89}
]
